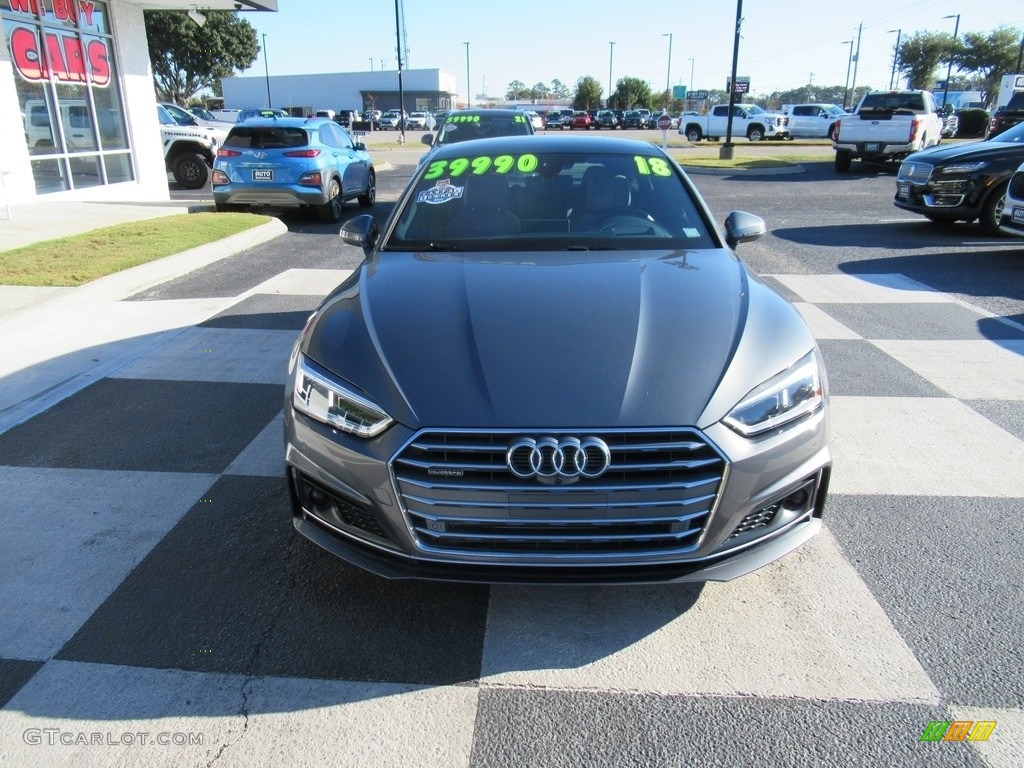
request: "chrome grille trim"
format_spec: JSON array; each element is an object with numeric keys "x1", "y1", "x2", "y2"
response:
[
  {"x1": 389, "y1": 428, "x2": 727, "y2": 559},
  {"x1": 897, "y1": 161, "x2": 933, "y2": 183}
]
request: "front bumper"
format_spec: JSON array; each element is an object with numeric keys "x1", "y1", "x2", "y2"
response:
[
  {"x1": 893, "y1": 174, "x2": 987, "y2": 221},
  {"x1": 284, "y1": 402, "x2": 832, "y2": 584}
]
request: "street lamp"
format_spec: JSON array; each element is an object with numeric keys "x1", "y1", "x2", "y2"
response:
[
  {"x1": 887, "y1": 28, "x2": 901, "y2": 89},
  {"x1": 941, "y1": 14, "x2": 960, "y2": 108},
  {"x1": 262, "y1": 33, "x2": 272, "y2": 108},
  {"x1": 608, "y1": 41, "x2": 615, "y2": 108},
  {"x1": 463, "y1": 42, "x2": 470, "y2": 109},
  {"x1": 687, "y1": 57, "x2": 694, "y2": 94},
  {"x1": 841, "y1": 39, "x2": 853, "y2": 110},
  {"x1": 662, "y1": 33, "x2": 673, "y2": 111}
]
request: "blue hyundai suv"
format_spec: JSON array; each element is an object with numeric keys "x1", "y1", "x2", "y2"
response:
[{"x1": 212, "y1": 117, "x2": 375, "y2": 222}]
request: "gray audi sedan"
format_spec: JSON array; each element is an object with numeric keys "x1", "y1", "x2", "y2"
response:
[{"x1": 284, "y1": 135, "x2": 831, "y2": 584}]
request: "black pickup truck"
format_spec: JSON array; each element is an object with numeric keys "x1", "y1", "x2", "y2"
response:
[{"x1": 989, "y1": 92, "x2": 1024, "y2": 137}]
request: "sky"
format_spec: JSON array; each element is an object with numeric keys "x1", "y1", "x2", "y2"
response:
[{"x1": 236, "y1": 0, "x2": 1024, "y2": 100}]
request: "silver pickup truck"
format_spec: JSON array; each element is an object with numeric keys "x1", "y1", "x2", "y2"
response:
[{"x1": 833, "y1": 90, "x2": 944, "y2": 172}]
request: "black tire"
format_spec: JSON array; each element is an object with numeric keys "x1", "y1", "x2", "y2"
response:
[
  {"x1": 747, "y1": 126, "x2": 764, "y2": 142},
  {"x1": 685, "y1": 127, "x2": 702, "y2": 142},
  {"x1": 828, "y1": 123, "x2": 839, "y2": 142},
  {"x1": 172, "y1": 152, "x2": 209, "y2": 190},
  {"x1": 318, "y1": 177, "x2": 343, "y2": 223},
  {"x1": 979, "y1": 180, "x2": 1009, "y2": 236},
  {"x1": 358, "y1": 171, "x2": 376, "y2": 208},
  {"x1": 835, "y1": 150, "x2": 852, "y2": 173}
]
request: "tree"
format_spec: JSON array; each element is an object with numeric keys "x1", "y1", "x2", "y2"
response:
[
  {"x1": 146, "y1": 11, "x2": 259, "y2": 104},
  {"x1": 897, "y1": 31, "x2": 953, "y2": 91},
  {"x1": 573, "y1": 75, "x2": 603, "y2": 109},
  {"x1": 955, "y1": 27, "x2": 1023, "y2": 105},
  {"x1": 530, "y1": 82, "x2": 550, "y2": 100},
  {"x1": 506, "y1": 80, "x2": 530, "y2": 100},
  {"x1": 612, "y1": 77, "x2": 654, "y2": 109},
  {"x1": 549, "y1": 79, "x2": 571, "y2": 100}
]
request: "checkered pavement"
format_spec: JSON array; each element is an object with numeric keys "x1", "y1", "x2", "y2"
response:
[{"x1": 0, "y1": 263, "x2": 1021, "y2": 767}]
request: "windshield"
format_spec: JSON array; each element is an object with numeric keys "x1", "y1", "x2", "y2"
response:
[
  {"x1": 745, "y1": 105, "x2": 766, "y2": 115},
  {"x1": 387, "y1": 148, "x2": 715, "y2": 252},
  {"x1": 992, "y1": 120, "x2": 1024, "y2": 143},
  {"x1": 224, "y1": 125, "x2": 308, "y2": 149},
  {"x1": 435, "y1": 113, "x2": 533, "y2": 146}
]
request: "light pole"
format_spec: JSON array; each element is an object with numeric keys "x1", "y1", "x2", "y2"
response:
[
  {"x1": 841, "y1": 39, "x2": 853, "y2": 110},
  {"x1": 608, "y1": 41, "x2": 615, "y2": 108},
  {"x1": 687, "y1": 57, "x2": 694, "y2": 93},
  {"x1": 941, "y1": 14, "x2": 960, "y2": 108},
  {"x1": 262, "y1": 33, "x2": 272, "y2": 108},
  {"x1": 722, "y1": 0, "x2": 743, "y2": 159},
  {"x1": 463, "y1": 41, "x2": 470, "y2": 109},
  {"x1": 887, "y1": 29, "x2": 901, "y2": 89},
  {"x1": 369, "y1": 57, "x2": 374, "y2": 72},
  {"x1": 662, "y1": 33, "x2": 673, "y2": 111}
]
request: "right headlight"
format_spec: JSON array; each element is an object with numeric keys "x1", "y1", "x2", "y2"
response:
[
  {"x1": 293, "y1": 354, "x2": 394, "y2": 438},
  {"x1": 722, "y1": 351, "x2": 824, "y2": 437}
]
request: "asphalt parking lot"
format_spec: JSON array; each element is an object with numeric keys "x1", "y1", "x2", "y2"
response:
[{"x1": 1, "y1": 141, "x2": 1022, "y2": 767}]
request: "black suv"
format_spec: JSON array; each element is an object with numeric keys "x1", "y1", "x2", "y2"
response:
[
  {"x1": 895, "y1": 119, "x2": 1024, "y2": 234},
  {"x1": 595, "y1": 110, "x2": 619, "y2": 129},
  {"x1": 622, "y1": 110, "x2": 651, "y2": 129}
]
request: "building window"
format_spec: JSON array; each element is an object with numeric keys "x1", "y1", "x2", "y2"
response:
[{"x1": 2, "y1": 0, "x2": 134, "y2": 194}]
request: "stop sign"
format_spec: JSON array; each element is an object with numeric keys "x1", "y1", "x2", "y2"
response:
[{"x1": 657, "y1": 113, "x2": 672, "y2": 130}]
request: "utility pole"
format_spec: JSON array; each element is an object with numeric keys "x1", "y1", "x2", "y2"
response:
[{"x1": 850, "y1": 23, "x2": 862, "y2": 108}]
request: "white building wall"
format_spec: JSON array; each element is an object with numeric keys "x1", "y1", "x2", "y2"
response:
[
  {"x1": 0, "y1": 1, "x2": 170, "y2": 206},
  {"x1": 0, "y1": 28, "x2": 34, "y2": 204}
]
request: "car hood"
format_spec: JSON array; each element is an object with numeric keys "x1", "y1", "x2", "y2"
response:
[
  {"x1": 907, "y1": 139, "x2": 1024, "y2": 163},
  {"x1": 304, "y1": 250, "x2": 805, "y2": 430}
]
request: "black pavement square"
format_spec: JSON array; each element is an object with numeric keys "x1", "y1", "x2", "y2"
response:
[
  {"x1": 817, "y1": 302, "x2": 1024, "y2": 342},
  {"x1": 0, "y1": 379, "x2": 283, "y2": 473},
  {"x1": 0, "y1": 658, "x2": 44, "y2": 709},
  {"x1": 57, "y1": 475, "x2": 490, "y2": 686},
  {"x1": 470, "y1": 689, "x2": 982, "y2": 768},
  {"x1": 817, "y1": 339, "x2": 948, "y2": 397},
  {"x1": 828, "y1": 494, "x2": 1024, "y2": 709},
  {"x1": 966, "y1": 399, "x2": 1024, "y2": 443},
  {"x1": 199, "y1": 294, "x2": 320, "y2": 331}
]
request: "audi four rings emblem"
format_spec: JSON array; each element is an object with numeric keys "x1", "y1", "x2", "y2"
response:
[{"x1": 506, "y1": 436, "x2": 612, "y2": 479}]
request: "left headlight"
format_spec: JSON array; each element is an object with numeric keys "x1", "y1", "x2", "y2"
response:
[
  {"x1": 939, "y1": 161, "x2": 987, "y2": 174},
  {"x1": 293, "y1": 354, "x2": 394, "y2": 438},
  {"x1": 722, "y1": 351, "x2": 824, "y2": 437}
]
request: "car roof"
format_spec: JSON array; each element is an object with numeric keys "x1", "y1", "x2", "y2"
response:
[
  {"x1": 443, "y1": 108, "x2": 526, "y2": 118},
  {"x1": 426, "y1": 134, "x2": 668, "y2": 160},
  {"x1": 229, "y1": 116, "x2": 328, "y2": 129}
]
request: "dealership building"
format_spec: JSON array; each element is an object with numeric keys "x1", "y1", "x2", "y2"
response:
[
  {"x1": 220, "y1": 68, "x2": 458, "y2": 118},
  {"x1": 0, "y1": 0, "x2": 278, "y2": 208}
]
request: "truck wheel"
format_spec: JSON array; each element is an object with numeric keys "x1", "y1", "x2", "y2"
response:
[
  {"x1": 828, "y1": 123, "x2": 839, "y2": 141},
  {"x1": 835, "y1": 150, "x2": 852, "y2": 173},
  {"x1": 747, "y1": 126, "x2": 764, "y2": 142},
  {"x1": 318, "y1": 177, "x2": 343, "y2": 223},
  {"x1": 979, "y1": 180, "x2": 1009, "y2": 236},
  {"x1": 172, "y1": 153, "x2": 209, "y2": 190},
  {"x1": 685, "y1": 127, "x2": 702, "y2": 142}
]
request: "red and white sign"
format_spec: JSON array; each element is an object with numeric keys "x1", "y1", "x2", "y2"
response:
[
  {"x1": 657, "y1": 114, "x2": 673, "y2": 130},
  {"x1": 9, "y1": 26, "x2": 110, "y2": 86}
]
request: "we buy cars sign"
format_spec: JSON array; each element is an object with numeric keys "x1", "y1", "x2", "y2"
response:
[{"x1": 7, "y1": 0, "x2": 111, "y2": 86}]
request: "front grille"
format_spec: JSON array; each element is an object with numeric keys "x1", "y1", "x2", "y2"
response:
[
  {"x1": 391, "y1": 429, "x2": 726, "y2": 559},
  {"x1": 1009, "y1": 171, "x2": 1024, "y2": 200},
  {"x1": 898, "y1": 161, "x2": 933, "y2": 183}
]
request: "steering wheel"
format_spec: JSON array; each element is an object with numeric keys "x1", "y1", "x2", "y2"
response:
[{"x1": 597, "y1": 215, "x2": 672, "y2": 237}]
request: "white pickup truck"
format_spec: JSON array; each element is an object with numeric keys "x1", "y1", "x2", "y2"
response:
[
  {"x1": 833, "y1": 90, "x2": 944, "y2": 172},
  {"x1": 680, "y1": 104, "x2": 790, "y2": 142}
]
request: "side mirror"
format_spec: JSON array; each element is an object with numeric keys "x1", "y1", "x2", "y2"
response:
[
  {"x1": 724, "y1": 211, "x2": 766, "y2": 249},
  {"x1": 421, "y1": 133, "x2": 434, "y2": 146},
  {"x1": 340, "y1": 214, "x2": 378, "y2": 252},
  {"x1": 353, "y1": 142, "x2": 367, "y2": 151}
]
